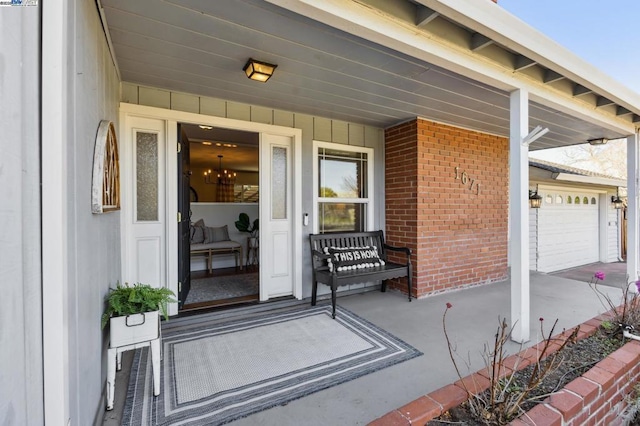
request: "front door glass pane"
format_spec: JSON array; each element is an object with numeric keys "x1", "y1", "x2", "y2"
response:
[
  {"x1": 136, "y1": 131, "x2": 159, "y2": 221},
  {"x1": 272, "y1": 146, "x2": 287, "y2": 219}
]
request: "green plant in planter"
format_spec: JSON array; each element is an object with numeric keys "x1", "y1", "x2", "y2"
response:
[
  {"x1": 101, "y1": 282, "x2": 176, "y2": 329},
  {"x1": 234, "y1": 212, "x2": 259, "y2": 238}
]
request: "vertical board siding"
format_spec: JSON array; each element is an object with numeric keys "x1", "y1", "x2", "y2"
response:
[
  {"x1": 313, "y1": 116, "x2": 332, "y2": 142},
  {"x1": 331, "y1": 120, "x2": 349, "y2": 144},
  {"x1": 1, "y1": 6, "x2": 43, "y2": 425},
  {"x1": 226, "y1": 101, "x2": 251, "y2": 121},
  {"x1": 171, "y1": 92, "x2": 199, "y2": 114},
  {"x1": 274, "y1": 109, "x2": 295, "y2": 127},
  {"x1": 51, "y1": 1, "x2": 124, "y2": 425},
  {"x1": 200, "y1": 97, "x2": 226, "y2": 117},
  {"x1": 348, "y1": 123, "x2": 365, "y2": 146},
  {"x1": 139, "y1": 86, "x2": 171, "y2": 109},
  {"x1": 121, "y1": 82, "x2": 139, "y2": 104},
  {"x1": 251, "y1": 106, "x2": 273, "y2": 125},
  {"x1": 122, "y1": 84, "x2": 384, "y2": 298}
]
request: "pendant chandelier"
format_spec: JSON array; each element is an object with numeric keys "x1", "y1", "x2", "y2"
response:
[{"x1": 204, "y1": 155, "x2": 236, "y2": 185}]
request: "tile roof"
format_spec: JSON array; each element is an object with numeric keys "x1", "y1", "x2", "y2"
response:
[{"x1": 529, "y1": 158, "x2": 620, "y2": 180}]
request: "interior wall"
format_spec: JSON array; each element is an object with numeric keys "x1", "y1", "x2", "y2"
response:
[
  {"x1": 190, "y1": 203, "x2": 260, "y2": 270},
  {"x1": 0, "y1": 6, "x2": 43, "y2": 426},
  {"x1": 121, "y1": 83, "x2": 385, "y2": 298},
  {"x1": 65, "y1": 0, "x2": 121, "y2": 424}
]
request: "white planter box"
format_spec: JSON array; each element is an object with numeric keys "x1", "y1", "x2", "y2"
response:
[{"x1": 109, "y1": 311, "x2": 159, "y2": 347}]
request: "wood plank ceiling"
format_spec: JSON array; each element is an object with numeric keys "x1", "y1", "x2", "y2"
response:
[{"x1": 100, "y1": 0, "x2": 631, "y2": 150}]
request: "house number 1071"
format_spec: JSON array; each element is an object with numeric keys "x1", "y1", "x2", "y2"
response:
[{"x1": 454, "y1": 166, "x2": 480, "y2": 195}]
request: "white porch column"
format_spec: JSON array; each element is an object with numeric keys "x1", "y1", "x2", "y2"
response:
[
  {"x1": 509, "y1": 89, "x2": 530, "y2": 343},
  {"x1": 627, "y1": 133, "x2": 639, "y2": 287},
  {"x1": 42, "y1": 1, "x2": 70, "y2": 424}
]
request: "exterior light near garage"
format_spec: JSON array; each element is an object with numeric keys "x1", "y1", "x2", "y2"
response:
[
  {"x1": 529, "y1": 186, "x2": 542, "y2": 209},
  {"x1": 611, "y1": 190, "x2": 624, "y2": 209},
  {"x1": 243, "y1": 58, "x2": 277, "y2": 82}
]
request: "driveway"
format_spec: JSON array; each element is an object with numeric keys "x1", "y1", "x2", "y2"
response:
[{"x1": 550, "y1": 261, "x2": 628, "y2": 289}]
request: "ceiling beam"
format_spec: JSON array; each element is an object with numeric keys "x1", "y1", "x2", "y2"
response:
[
  {"x1": 633, "y1": 114, "x2": 640, "y2": 124},
  {"x1": 415, "y1": 5, "x2": 439, "y2": 27},
  {"x1": 470, "y1": 33, "x2": 493, "y2": 51},
  {"x1": 514, "y1": 55, "x2": 536, "y2": 71},
  {"x1": 596, "y1": 97, "x2": 615, "y2": 107},
  {"x1": 543, "y1": 69, "x2": 564, "y2": 84},
  {"x1": 572, "y1": 84, "x2": 593, "y2": 97},
  {"x1": 617, "y1": 106, "x2": 633, "y2": 116}
]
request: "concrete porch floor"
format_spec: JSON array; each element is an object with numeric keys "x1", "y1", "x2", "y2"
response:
[{"x1": 103, "y1": 263, "x2": 626, "y2": 425}]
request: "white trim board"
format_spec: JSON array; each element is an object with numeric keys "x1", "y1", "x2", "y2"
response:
[
  {"x1": 552, "y1": 173, "x2": 625, "y2": 188},
  {"x1": 42, "y1": 1, "x2": 70, "y2": 424}
]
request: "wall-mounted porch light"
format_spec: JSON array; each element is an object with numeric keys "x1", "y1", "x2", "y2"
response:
[
  {"x1": 529, "y1": 186, "x2": 542, "y2": 209},
  {"x1": 611, "y1": 190, "x2": 624, "y2": 209},
  {"x1": 587, "y1": 138, "x2": 608, "y2": 146},
  {"x1": 243, "y1": 58, "x2": 277, "y2": 82}
]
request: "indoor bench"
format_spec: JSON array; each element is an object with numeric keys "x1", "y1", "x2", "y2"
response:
[
  {"x1": 190, "y1": 241, "x2": 243, "y2": 274},
  {"x1": 309, "y1": 230, "x2": 412, "y2": 318}
]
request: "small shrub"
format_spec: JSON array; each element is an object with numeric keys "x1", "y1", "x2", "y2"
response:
[
  {"x1": 101, "y1": 282, "x2": 176, "y2": 329},
  {"x1": 590, "y1": 271, "x2": 640, "y2": 332},
  {"x1": 442, "y1": 304, "x2": 578, "y2": 424}
]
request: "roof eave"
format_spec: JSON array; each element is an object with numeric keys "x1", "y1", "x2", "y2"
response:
[
  {"x1": 422, "y1": 0, "x2": 640, "y2": 119},
  {"x1": 553, "y1": 173, "x2": 626, "y2": 188},
  {"x1": 266, "y1": 0, "x2": 635, "y2": 137}
]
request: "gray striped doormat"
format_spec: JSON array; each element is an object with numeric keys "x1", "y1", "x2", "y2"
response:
[{"x1": 121, "y1": 305, "x2": 422, "y2": 425}]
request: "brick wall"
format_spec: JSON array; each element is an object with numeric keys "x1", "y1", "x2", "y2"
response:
[
  {"x1": 370, "y1": 310, "x2": 640, "y2": 426},
  {"x1": 523, "y1": 339, "x2": 640, "y2": 426},
  {"x1": 385, "y1": 118, "x2": 509, "y2": 298}
]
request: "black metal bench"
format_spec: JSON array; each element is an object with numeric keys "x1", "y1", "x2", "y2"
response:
[{"x1": 309, "y1": 231, "x2": 412, "y2": 318}]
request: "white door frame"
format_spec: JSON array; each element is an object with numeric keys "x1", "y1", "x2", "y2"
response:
[{"x1": 119, "y1": 103, "x2": 303, "y2": 315}]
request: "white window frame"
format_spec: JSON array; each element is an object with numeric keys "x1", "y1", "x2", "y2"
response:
[{"x1": 312, "y1": 140, "x2": 374, "y2": 234}]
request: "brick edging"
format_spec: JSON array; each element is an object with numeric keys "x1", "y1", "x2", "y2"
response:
[{"x1": 369, "y1": 310, "x2": 637, "y2": 425}]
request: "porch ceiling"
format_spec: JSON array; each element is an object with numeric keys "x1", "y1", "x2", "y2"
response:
[{"x1": 99, "y1": 0, "x2": 631, "y2": 150}]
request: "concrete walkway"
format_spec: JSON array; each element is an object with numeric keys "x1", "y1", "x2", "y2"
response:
[
  {"x1": 229, "y1": 270, "x2": 623, "y2": 425},
  {"x1": 103, "y1": 267, "x2": 625, "y2": 425}
]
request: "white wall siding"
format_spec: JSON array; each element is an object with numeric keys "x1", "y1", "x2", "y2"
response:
[
  {"x1": 65, "y1": 1, "x2": 121, "y2": 424},
  {"x1": 0, "y1": 7, "x2": 43, "y2": 426},
  {"x1": 122, "y1": 83, "x2": 385, "y2": 298}
]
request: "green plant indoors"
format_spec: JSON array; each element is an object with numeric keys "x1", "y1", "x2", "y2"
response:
[
  {"x1": 101, "y1": 282, "x2": 176, "y2": 329},
  {"x1": 234, "y1": 212, "x2": 259, "y2": 238}
]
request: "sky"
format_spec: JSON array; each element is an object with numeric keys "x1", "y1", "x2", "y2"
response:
[{"x1": 499, "y1": 0, "x2": 640, "y2": 95}]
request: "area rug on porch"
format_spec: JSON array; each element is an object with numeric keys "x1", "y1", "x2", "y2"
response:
[
  {"x1": 121, "y1": 305, "x2": 422, "y2": 425},
  {"x1": 184, "y1": 273, "x2": 259, "y2": 305}
]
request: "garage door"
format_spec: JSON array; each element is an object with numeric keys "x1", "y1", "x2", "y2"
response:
[{"x1": 537, "y1": 190, "x2": 599, "y2": 272}]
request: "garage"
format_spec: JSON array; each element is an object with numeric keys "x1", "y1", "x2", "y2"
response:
[{"x1": 536, "y1": 189, "x2": 600, "y2": 272}]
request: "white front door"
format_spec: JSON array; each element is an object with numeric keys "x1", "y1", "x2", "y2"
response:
[
  {"x1": 120, "y1": 103, "x2": 303, "y2": 312},
  {"x1": 121, "y1": 116, "x2": 167, "y2": 289},
  {"x1": 260, "y1": 133, "x2": 294, "y2": 300}
]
